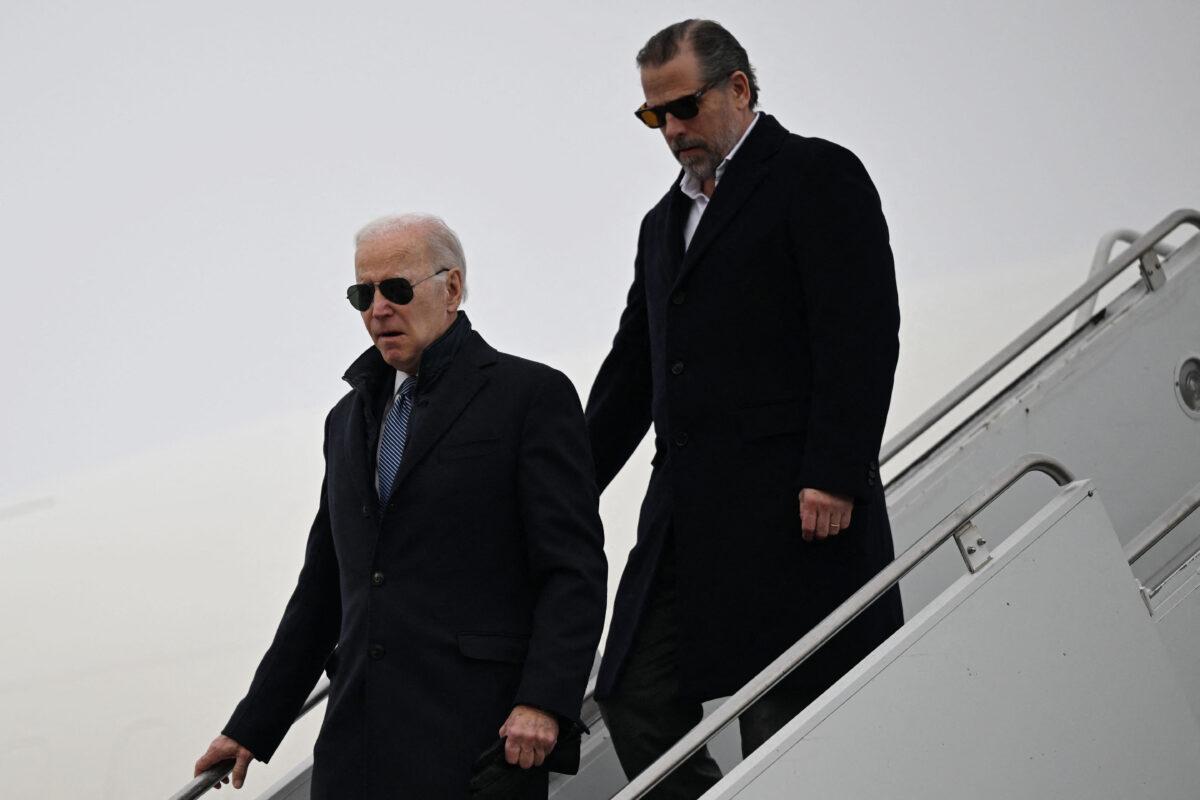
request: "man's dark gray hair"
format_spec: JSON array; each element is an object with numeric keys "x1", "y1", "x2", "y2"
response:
[{"x1": 636, "y1": 19, "x2": 760, "y2": 109}]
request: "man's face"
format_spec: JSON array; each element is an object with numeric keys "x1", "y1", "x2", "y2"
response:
[
  {"x1": 639, "y1": 45, "x2": 748, "y2": 184},
  {"x1": 354, "y1": 227, "x2": 462, "y2": 374}
]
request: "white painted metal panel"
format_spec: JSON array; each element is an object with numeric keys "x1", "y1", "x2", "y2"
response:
[
  {"x1": 709, "y1": 485, "x2": 1200, "y2": 799},
  {"x1": 253, "y1": 757, "x2": 313, "y2": 800},
  {"x1": 1150, "y1": 549, "x2": 1200, "y2": 725},
  {"x1": 888, "y1": 233, "x2": 1200, "y2": 615}
]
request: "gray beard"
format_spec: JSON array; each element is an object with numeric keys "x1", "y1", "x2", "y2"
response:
[
  {"x1": 679, "y1": 149, "x2": 721, "y2": 183},
  {"x1": 673, "y1": 122, "x2": 742, "y2": 185}
]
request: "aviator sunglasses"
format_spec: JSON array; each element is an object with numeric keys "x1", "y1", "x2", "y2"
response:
[
  {"x1": 346, "y1": 268, "x2": 449, "y2": 311},
  {"x1": 634, "y1": 75, "x2": 728, "y2": 129}
]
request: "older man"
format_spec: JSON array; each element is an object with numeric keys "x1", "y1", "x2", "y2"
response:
[
  {"x1": 193, "y1": 214, "x2": 607, "y2": 799},
  {"x1": 586, "y1": 20, "x2": 904, "y2": 797}
]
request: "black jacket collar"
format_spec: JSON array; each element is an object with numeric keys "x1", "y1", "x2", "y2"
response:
[
  {"x1": 342, "y1": 311, "x2": 472, "y2": 398},
  {"x1": 675, "y1": 114, "x2": 787, "y2": 281},
  {"x1": 339, "y1": 313, "x2": 498, "y2": 511}
]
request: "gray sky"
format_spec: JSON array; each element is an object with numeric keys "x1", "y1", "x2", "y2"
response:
[
  {"x1": 3, "y1": 2, "x2": 1200, "y2": 796},
  {"x1": 2, "y1": 0, "x2": 1198, "y2": 497}
]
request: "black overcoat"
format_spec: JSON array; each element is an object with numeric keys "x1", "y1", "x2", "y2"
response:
[
  {"x1": 587, "y1": 114, "x2": 903, "y2": 701},
  {"x1": 224, "y1": 317, "x2": 607, "y2": 799}
]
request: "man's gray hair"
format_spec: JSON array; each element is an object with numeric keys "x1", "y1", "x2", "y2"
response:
[{"x1": 355, "y1": 212, "x2": 469, "y2": 301}]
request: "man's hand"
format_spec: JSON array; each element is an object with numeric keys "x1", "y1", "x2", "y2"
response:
[
  {"x1": 799, "y1": 488, "x2": 854, "y2": 542},
  {"x1": 194, "y1": 734, "x2": 255, "y2": 790},
  {"x1": 498, "y1": 704, "x2": 559, "y2": 769}
]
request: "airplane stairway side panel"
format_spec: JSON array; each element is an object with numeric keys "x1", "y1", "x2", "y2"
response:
[
  {"x1": 708, "y1": 483, "x2": 1200, "y2": 799},
  {"x1": 888, "y1": 232, "x2": 1200, "y2": 616},
  {"x1": 253, "y1": 756, "x2": 313, "y2": 800},
  {"x1": 1149, "y1": 547, "x2": 1200, "y2": 725}
]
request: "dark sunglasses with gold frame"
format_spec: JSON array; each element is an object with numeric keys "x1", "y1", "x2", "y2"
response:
[{"x1": 633, "y1": 74, "x2": 730, "y2": 129}]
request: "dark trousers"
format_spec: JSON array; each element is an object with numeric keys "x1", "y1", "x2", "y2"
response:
[{"x1": 598, "y1": 552, "x2": 824, "y2": 799}]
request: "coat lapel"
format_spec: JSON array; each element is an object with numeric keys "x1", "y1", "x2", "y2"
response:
[
  {"x1": 673, "y1": 114, "x2": 787, "y2": 290},
  {"x1": 341, "y1": 348, "x2": 391, "y2": 512},
  {"x1": 385, "y1": 332, "x2": 497, "y2": 499},
  {"x1": 661, "y1": 184, "x2": 690, "y2": 283},
  {"x1": 344, "y1": 396, "x2": 377, "y2": 508}
]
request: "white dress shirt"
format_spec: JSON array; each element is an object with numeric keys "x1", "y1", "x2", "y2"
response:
[{"x1": 679, "y1": 112, "x2": 761, "y2": 250}]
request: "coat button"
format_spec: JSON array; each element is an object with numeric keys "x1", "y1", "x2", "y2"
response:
[
  {"x1": 417, "y1": 399, "x2": 429, "y2": 407},
  {"x1": 671, "y1": 291, "x2": 686, "y2": 305},
  {"x1": 371, "y1": 571, "x2": 385, "y2": 586},
  {"x1": 670, "y1": 360, "x2": 685, "y2": 375},
  {"x1": 369, "y1": 644, "x2": 386, "y2": 660},
  {"x1": 361, "y1": 503, "x2": 371, "y2": 517},
  {"x1": 673, "y1": 432, "x2": 689, "y2": 447}
]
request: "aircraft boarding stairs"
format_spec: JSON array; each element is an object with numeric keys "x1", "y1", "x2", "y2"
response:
[{"x1": 172, "y1": 209, "x2": 1200, "y2": 799}]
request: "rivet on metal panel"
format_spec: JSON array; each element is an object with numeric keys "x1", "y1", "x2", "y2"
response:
[{"x1": 954, "y1": 520, "x2": 993, "y2": 573}]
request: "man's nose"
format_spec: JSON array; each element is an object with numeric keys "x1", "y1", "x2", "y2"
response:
[
  {"x1": 370, "y1": 287, "x2": 394, "y2": 316},
  {"x1": 662, "y1": 113, "x2": 687, "y2": 141}
]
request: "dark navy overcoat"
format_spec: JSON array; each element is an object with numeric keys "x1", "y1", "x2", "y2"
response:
[{"x1": 224, "y1": 317, "x2": 607, "y2": 799}]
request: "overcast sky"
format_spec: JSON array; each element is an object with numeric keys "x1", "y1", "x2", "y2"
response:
[
  {"x1": 4, "y1": 3, "x2": 1200, "y2": 796},
  {"x1": 3, "y1": 0, "x2": 1199, "y2": 498}
]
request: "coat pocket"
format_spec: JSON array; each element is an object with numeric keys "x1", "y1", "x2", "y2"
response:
[
  {"x1": 736, "y1": 400, "x2": 805, "y2": 441},
  {"x1": 456, "y1": 633, "x2": 530, "y2": 664}
]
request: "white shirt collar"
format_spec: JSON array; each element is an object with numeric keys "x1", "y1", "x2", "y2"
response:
[
  {"x1": 393, "y1": 369, "x2": 413, "y2": 395},
  {"x1": 678, "y1": 111, "x2": 762, "y2": 201}
]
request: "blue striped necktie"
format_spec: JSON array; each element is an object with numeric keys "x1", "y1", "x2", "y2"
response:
[{"x1": 377, "y1": 376, "x2": 417, "y2": 503}]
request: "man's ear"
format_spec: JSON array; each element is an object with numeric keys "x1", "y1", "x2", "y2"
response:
[
  {"x1": 729, "y1": 70, "x2": 751, "y2": 109},
  {"x1": 445, "y1": 268, "x2": 465, "y2": 308}
]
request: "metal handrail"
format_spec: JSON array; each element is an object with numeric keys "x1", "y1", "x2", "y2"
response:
[
  {"x1": 1072, "y1": 229, "x2": 1176, "y2": 330},
  {"x1": 880, "y1": 208, "x2": 1200, "y2": 468},
  {"x1": 168, "y1": 680, "x2": 330, "y2": 800},
  {"x1": 1125, "y1": 479, "x2": 1200, "y2": 566},
  {"x1": 609, "y1": 453, "x2": 1075, "y2": 799}
]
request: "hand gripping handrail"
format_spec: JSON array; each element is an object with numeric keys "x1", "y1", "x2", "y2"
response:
[
  {"x1": 609, "y1": 453, "x2": 1074, "y2": 800},
  {"x1": 880, "y1": 209, "x2": 1200, "y2": 469},
  {"x1": 167, "y1": 679, "x2": 330, "y2": 800},
  {"x1": 1124, "y1": 479, "x2": 1200, "y2": 566}
]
